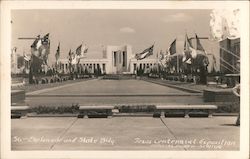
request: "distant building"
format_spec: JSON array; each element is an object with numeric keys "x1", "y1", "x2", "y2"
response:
[
  {"x1": 11, "y1": 47, "x2": 27, "y2": 74},
  {"x1": 58, "y1": 45, "x2": 158, "y2": 74},
  {"x1": 11, "y1": 47, "x2": 31, "y2": 74},
  {"x1": 219, "y1": 38, "x2": 240, "y2": 74}
]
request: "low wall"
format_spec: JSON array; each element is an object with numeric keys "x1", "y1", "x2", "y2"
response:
[
  {"x1": 11, "y1": 90, "x2": 25, "y2": 104},
  {"x1": 203, "y1": 89, "x2": 239, "y2": 102}
]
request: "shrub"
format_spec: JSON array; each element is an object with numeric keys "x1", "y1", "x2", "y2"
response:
[
  {"x1": 115, "y1": 104, "x2": 156, "y2": 113},
  {"x1": 216, "y1": 102, "x2": 240, "y2": 113},
  {"x1": 31, "y1": 104, "x2": 80, "y2": 114}
]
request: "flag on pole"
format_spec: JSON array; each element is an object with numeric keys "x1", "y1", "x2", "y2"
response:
[
  {"x1": 75, "y1": 44, "x2": 88, "y2": 63},
  {"x1": 168, "y1": 39, "x2": 176, "y2": 55},
  {"x1": 182, "y1": 34, "x2": 193, "y2": 64},
  {"x1": 195, "y1": 34, "x2": 209, "y2": 67},
  {"x1": 42, "y1": 33, "x2": 50, "y2": 46},
  {"x1": 184, "y1": 34, "x2": 193, "y2": 50},
  {"x1": 75, "y1": 44, "x2": 82, "y2": 64},
  {"x1": 76, "y1": 44, "x2": 82, "y2": 56},
  {"x1": 83, "y1": 44, "x2": 88, "y2": 53},
  {"x1": 40, "y1": 33, "x2": 50, "y2": 64},
  {"x1": 135, "y1": 44, "x2": 154, "y2": 60},
  {"x1": 76, "y1": 44, "x2": 88, "y2": 63},
  {"x1": 185, "y1": 34, "x2": 196, "y2": 59},
  {"x1": 55, "y1": 42, "x2": 60, "y2": 62},
  {"x1": 68, "y1": 49, "x2": 72, "y2": 63},
  {"x1": 166, "y1": 39, "x2": 177, "y2": 63},
  {"x1": 195, "y1": 34, "x2": 207, "y2": 57},
  {"x1": 68, "y1": 51, "x2": 77, "y2": 65},
  {"x1": 30, "y1": 35, "x2": 44, "y2": 74},
  {"x1": 196, "y1": 34, "x2": 205, "y2": 52},
  {"x1": 31, "y1": 35, "x2": 42, "y2": 50}
]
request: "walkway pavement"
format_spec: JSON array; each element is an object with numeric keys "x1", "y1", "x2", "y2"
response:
[
  {"x1": 11, "y1": 116, "x2": 239, "y2": 150},
  {"x1": 12, "y1": 78, "x2": 89, "y2": 93},
  {"x1": 145, "y1": 78, "x2": 231, "y2": 92}
]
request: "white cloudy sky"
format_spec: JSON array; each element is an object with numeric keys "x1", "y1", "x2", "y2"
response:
[{"x1": 11, "y1": 9, "x2": 219, "y2": 64}]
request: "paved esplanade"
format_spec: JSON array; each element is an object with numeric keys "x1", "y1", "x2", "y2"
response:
[
  {"x1": 26, "y1": 79, "x2": 204, "y2": 106},
  {"x1": 28, "y1": 79, "x2": 186, "y2": 95},
  {"x1": 12, "y1": 117, "x2": 239, "y2": 150},
  {"x1": 13, "y1": 79, "x2": 239, "y2": 151}
]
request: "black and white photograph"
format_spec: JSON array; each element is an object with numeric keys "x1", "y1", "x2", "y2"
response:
[{"x1": 1, "y1": 1, "x2": 249, "y2": 159}]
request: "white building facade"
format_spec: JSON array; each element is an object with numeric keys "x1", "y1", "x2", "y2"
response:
[{"x1": 58, "y1": 45, "x2": 158, "y2": 74}]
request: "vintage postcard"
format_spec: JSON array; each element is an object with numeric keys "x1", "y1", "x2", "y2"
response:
[{"x1": 1, "y1": 1, "x2": 249, "y2": 159}]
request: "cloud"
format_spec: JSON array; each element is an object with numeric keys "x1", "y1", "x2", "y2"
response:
[
  {"x1": 161, "y1": 13, "x2": 192, "y2": 23},
  {"x1": 119, "y1": 27, "x2": 136, "y2": 33}
]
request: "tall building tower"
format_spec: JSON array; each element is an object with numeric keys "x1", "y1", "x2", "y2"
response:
[{"x1": 219, "y1": 38, "x2": 240, "y2": 74}]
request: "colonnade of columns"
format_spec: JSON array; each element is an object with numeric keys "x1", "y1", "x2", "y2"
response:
[
  {"x1": 132, "y1": 62, "x2": 158, "y2": 72},
  {"x1": 59, "y1": 62, "x2": 106, "y2": 74}
]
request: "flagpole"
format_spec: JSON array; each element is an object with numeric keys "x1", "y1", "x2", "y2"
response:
[{"x1": 177, "y1": 55, "x2": 179, "y2": 73}]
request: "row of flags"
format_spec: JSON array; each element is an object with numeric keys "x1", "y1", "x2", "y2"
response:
[
  {"x1": 67, "y1": 44, "x2": 88, "y2": 65},
  {"x1": 55, "y1": 43, "x2": 88, "y2": 65},
  {"x1": 160, "y1": 38, "x2": 176, "y2": 67},
  {"x1": 54, "y1": 40, "x2": 89, "y2": 65},
  {"x1": 29, "y1": 33, "x2": 89, "y2": 68},
  {"x1": 182, "y1": 34, "x2": 209, "y2": 67},
  {"x1": 135, "y1": 33, "x2": 209, "y2": 69}
]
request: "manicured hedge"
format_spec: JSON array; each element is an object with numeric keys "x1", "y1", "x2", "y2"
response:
[{"x1": 31, "y1": 104, "x2": 79, "y2": 114}]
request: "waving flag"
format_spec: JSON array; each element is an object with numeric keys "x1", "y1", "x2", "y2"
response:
[
  {"x1": 83, "y1": 44, "x2": 88, "y2": 53},
  {"x1": 42, "y1": 33, "x2": 50, "y2": 45},
  {"x1": 76, "y1": 44, "x2": 82, "y2": 56},
  {"x1": 70, "y1": 51, "x2": 77, "y2": 65},
  {"x1": 168, "y1": 39, "x2": 176, "y2": 55},
  {"x1": 31, "y1": 35, "x2": 42, "y2": 50},
  {"x1": 135, "y1": 44, "x2": 154, "y2": 60},
  {"x1": 68, "y1": 50, "x2": 77, "y2": 64},
  {"x1": 193, "y1": 34, "x2": 209, "y2": 67},
  {"x1": 40, "y1": 33, "x2": 50, "y2": 64},
  {"x1": 68, "y1": 49, "x2": 72, "y2": 63},
  {"x1": 184, "y1": 34, "x2": 193, "y2": 50},
  {"x1": 166, "y1": 39, "x2": 176, "y2": 63},
  {"x1": 30, "y1": 33, "x2": 50, "y2": 65},
  {"x1": 196, "y1": 34, "x2": 205, "y2": 52},
  {"x1": 182, "y1": 34, "x2": 193, "y2": 64},
  {"x1": 55, "y1": 42, "x2": 60, "y2": 62}
]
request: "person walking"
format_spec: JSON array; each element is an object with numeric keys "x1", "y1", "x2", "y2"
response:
[{"x1": 232, "y1": 83, "x2": 240, "y2": 126}]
